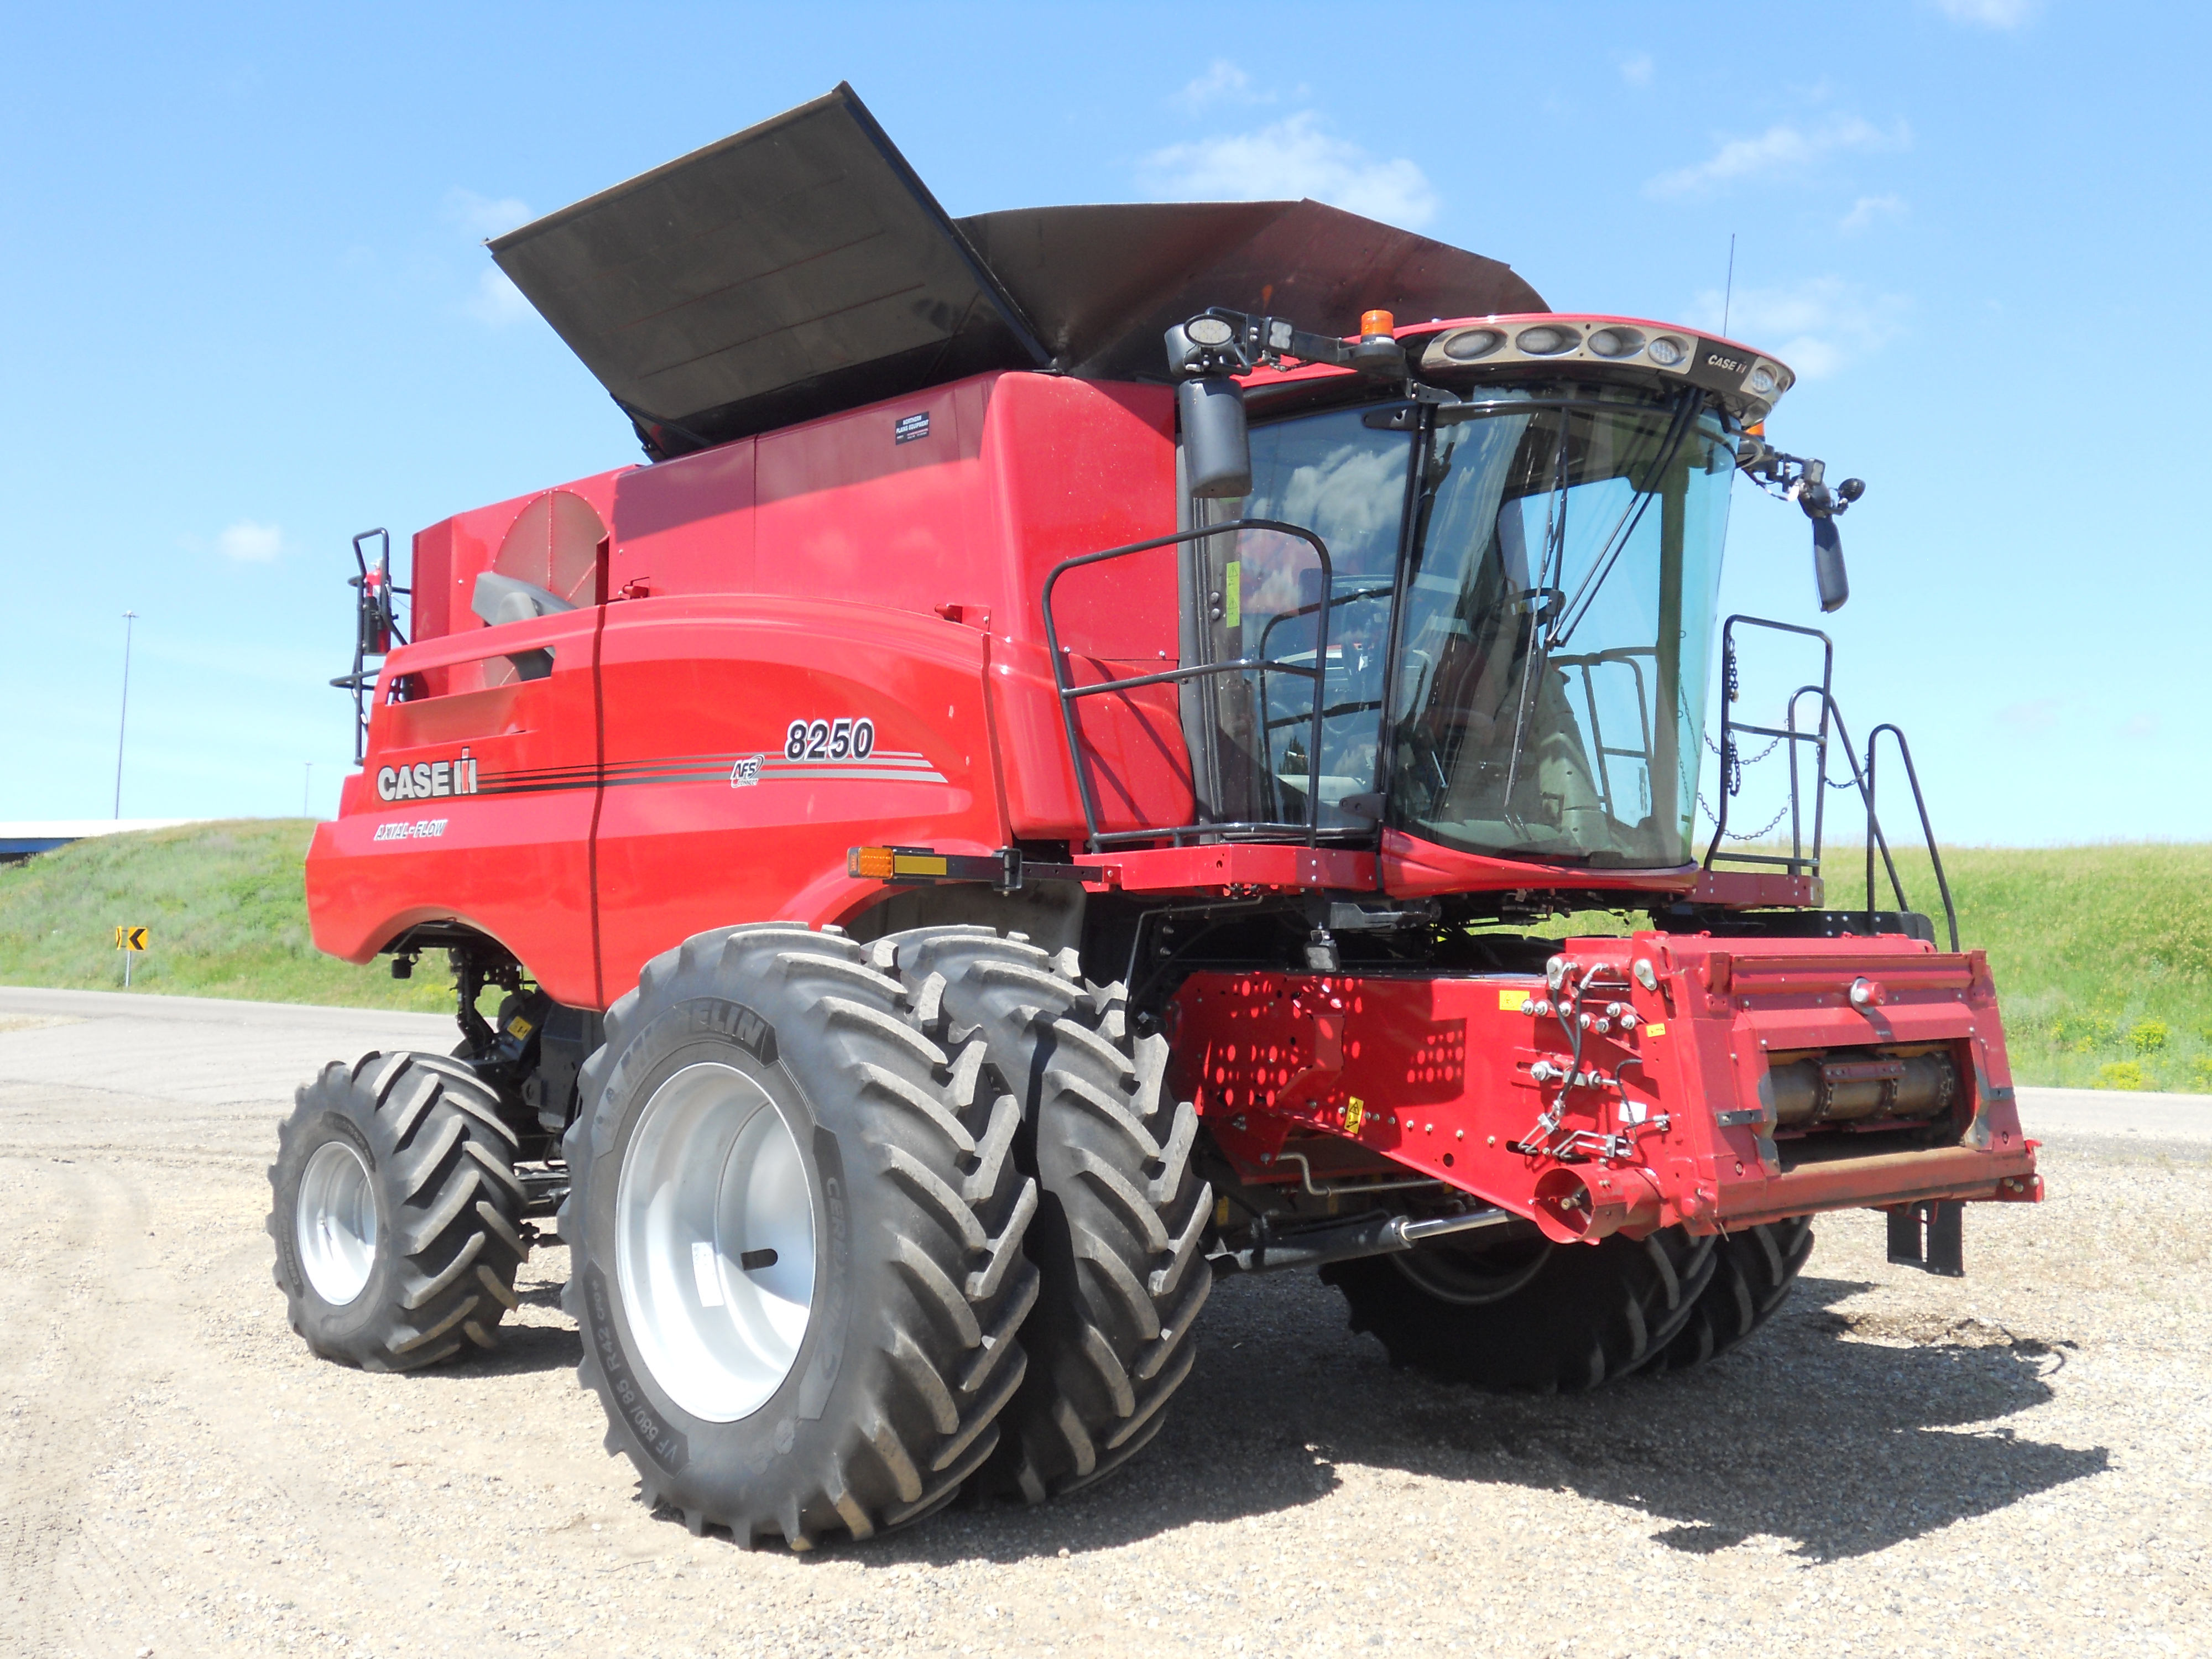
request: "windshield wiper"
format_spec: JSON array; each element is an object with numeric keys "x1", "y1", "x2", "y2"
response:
[{"x1": 1546, "y1": 388, "x2": 1702, "y2": 649}]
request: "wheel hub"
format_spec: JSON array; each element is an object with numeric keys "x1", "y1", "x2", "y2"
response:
[
  {"x1": 615, "y1": 1062, "x2": 818, "y2": 1422},
  {"x1": 296, "y1": 1138, "x2": 379, "y2": 1306}
]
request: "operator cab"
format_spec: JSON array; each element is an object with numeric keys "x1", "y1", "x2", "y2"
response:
[{"x1": 1172, "y1": 311, "x2": 1834, "y2": 874}]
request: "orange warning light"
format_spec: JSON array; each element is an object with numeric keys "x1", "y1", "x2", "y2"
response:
[{"x1": 1359, "y1": 309, "x2": 1395, "y2": 338}]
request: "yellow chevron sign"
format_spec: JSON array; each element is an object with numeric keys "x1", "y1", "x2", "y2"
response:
[{"x1": 114, "y1": 926, "x2": 148, "y2": 951}]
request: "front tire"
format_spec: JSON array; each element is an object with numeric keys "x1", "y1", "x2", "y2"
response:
[
  {"x1": 268, "y1": 1051, "x2": 528, "y2": 1371},
  {"x1": 1323, "y1": 1225, "x2": 1715, "y2": 1393},
  {"x1": 562, "y1": 925, "x2": 1038, "y2": 1548},
  {"x1": 870, "y1": 927, "x2": 1212, "y2": 1502},
  {"x1": 1642, "y1": 1218, "x2": 1815, "y2": 1376}
]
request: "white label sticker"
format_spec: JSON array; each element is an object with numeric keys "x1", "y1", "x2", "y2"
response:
[
  {"x1": 373, "y1": 818, "x2": 448, "y2": 842},
  {"x1": 729, "y1": 753, "x2": 763, "y2": 788},
  {"x1": 691, "y1": 1240, "x2": 725, "y2": 1308}
]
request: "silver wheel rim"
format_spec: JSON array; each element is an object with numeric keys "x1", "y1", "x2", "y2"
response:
[
  {"x1": 615, "y1": 1062, "x2": 818, "y2": 1422},
  {"x1": 296, "y1": 1138, "x2": 379, "y2": 1305}
]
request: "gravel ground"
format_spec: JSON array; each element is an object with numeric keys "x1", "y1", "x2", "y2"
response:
[{"x1": 2, "y1": 988, "x2": 2207, "y2": 1658}]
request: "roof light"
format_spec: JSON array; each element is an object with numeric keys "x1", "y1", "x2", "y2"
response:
[
  {"x1": 1646, "y1": 335, "x2": 1688, "y2": 367},
  {"x1": 1748, "y1": 364, "x2": 1778, "y2": 396},
  {"x1": 1359, "y1": 309, "x2": 1395, "y2": 338},
  {"x1": 1441, "y1": 327, "x2": 1504, "y2": 361},
  {"x1": 1515, "y1": 325, "x2": 1578, "y2": 355},
  {"x1": 1186, "y1": 316, "x2": 1235, "y2": 347},
  {"x1": 1587, "y1": 326, "x2": 1645, "y2": 358}
]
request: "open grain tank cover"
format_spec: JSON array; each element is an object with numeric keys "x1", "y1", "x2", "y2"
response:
[
  {"x1": 491, "y1": 84, "x2": 1548, "y2": 458},
  {"x1": 488, "y1": 84, "x2": 1049, "y2": 458}
]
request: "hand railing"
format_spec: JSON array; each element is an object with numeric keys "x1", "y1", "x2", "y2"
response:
[
  {"x1": 1702, "y1": 615, "x2": 1959, "y2": 949},
  {"x1": 1041, "y1": 519, "x2": 1334, "y2": 852},
  {"x1": 1702, "y1": 614, "x2": 1834, "y2": 878}
]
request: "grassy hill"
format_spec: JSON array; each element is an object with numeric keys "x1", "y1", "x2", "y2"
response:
[
  {"x1": 1877, "y1": 843, "x2": 2212, "y2": 1093},
  {"x1": 1, "y1": 821, "x2": 2206, "y2": 1090},
  {"x1": 0, "y1": 818, "x2": 447, "y2": 1013}
]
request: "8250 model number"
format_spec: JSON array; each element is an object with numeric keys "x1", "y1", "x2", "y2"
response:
[{"x1": 785, "y1": 717, "x2": 877, "y2": 761}]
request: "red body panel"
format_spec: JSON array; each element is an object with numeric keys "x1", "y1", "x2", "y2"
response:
[
  {"x1": 1170, "y1": 934, "x2": 2037, "y2": 1235},
  {"x1": 309, "y1": 606, "x2": 605, "y2": 1008},
  {"x1": 592, "y1": 597, "x2": 1004, "y2": 997},
  {"x1": 310, "y1": 371, "x2": 1189, "y2": 998}
]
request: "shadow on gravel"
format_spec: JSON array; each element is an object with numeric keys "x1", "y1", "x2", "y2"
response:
[
  {"x1": 443, "y1": 1319, "x2": 583, "y2": 1378},
  {"x1": 849, "y1": 1266, "x2": 2107, "y2": 1567}
]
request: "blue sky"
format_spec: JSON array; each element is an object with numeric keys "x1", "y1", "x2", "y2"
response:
[{"x1": 3, "y1": 1, "x2": 2203, "y2": 843}]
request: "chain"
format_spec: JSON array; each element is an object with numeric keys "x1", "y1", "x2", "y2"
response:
[
  {"x1": 1697, "y1": 793, "x2": 1791, "y2": 840},
  {"x1": 1705, "y1": 731, "x2": 1782, "y2": 766}
]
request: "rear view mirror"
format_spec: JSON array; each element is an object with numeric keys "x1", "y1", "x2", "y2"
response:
[
  {"x1": 1178, "y1": 375, "x2": 1251, "y2": 500},
  {"x1": 352, "y1": 529, "x2": 397, "y2": 655},
  {"x1": 1812, "y1": 517, "x2": 1849, "y2": 613}
]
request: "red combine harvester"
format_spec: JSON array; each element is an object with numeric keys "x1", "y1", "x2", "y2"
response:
[{"x1": 271, "y1": 86, "x2": 2040, "y2": 1547}]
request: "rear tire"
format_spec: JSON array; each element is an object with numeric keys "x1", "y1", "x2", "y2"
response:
[
  {"x1": 561, "y1": 924, "x2": 1038, "y2": 1548},
  {"x1": 870, "y1": 927, "x2": 1212, "y2": 1501},
  {"x1": 1323, "y1": 1225, "x2": 1714, "y2": 1393},
  {"x1": 1642, "y1": 1217, "x2": 1816, "y2": 1376},
  {"x1": 268, "y1": 1051, "x2": 528, "y2": 1371}
]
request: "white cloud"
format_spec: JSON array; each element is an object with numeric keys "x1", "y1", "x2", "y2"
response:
[
  {"x1": 1619, "y1": 53, "x2": 1654, "y2": 86},
  {"x1": 466, "y1": 268, "x2": 535, "y2": 327},
  {"x1": 1689, "y1": 276, "x2": 1907, "y2": 377},
  {"x1": 1931, "y1": 0, "x2": 2034, "y2": 26},
  {"x1": 1175, "y1": 60, "x2": 1267, "y2": 113},
  {"x1": 1839, "y1": 193, "x2": 1908, "y2": 234},
  {"x1": 1141, "y1": 112, "x2": 1438, "y2": 228},
  {"x1": 445, "y1": 187, "x2": 533, "y2": 243},
  {"x1": 215, "y1": 520, "x2": 285, "y2": 564},
  {"x1": 1646, "y1": 116, "x2": 1910, "y2": 199}
]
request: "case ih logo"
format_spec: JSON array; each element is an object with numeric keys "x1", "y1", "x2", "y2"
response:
[
  {"x1": 377, "y1": 753, "x2": 479, "y2": 802},
  {"x1": 1704, "y1": 351, "x2": 1745, "y2": 374}
]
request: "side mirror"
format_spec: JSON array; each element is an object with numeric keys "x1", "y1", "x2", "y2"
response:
[
  {"x1": 1177, "y1": 375, "x2": 1251, "y2": 500},
  {"x1": 1812, "y1": 516, "x2": 1849, "y2": 613},
  {"x1": 356, "y1": 562, "x2": 392, "y2": 655}
]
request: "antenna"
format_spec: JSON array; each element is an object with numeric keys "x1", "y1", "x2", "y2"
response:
[{"x1": 1723, "y1": 232, "x2": 1737, "y2": 336}]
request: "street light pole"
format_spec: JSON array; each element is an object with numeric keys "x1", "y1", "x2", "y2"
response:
[{"x1": 113, "y1": 611, "x2": 137, "y2": 819}]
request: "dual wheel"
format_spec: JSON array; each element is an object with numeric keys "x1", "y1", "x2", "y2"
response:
[
  {"x1": 1323, "y1": 1213, "x2": 1815, "y2": 1391},
  {"x1": 556, "y1": 923, "x2": 1208, "y2": 1547}
]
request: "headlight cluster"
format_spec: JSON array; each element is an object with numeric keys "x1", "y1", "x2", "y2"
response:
[{"x1": 1416, "y1": 314, "x2": 1794, "y2": 419}]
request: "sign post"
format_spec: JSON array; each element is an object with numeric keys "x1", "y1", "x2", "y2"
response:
[{"x1": 114, "y1": 925, "x2": 147, "y2": 988}]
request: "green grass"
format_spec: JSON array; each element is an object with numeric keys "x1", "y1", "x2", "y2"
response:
[
  {"x1": 1880, "y1": 843, "x2": 2212, "y2": 1094},
  {"x1": 3, "y1": 822, "x2": 2206, "y2": 1091},
  {"x1": 0, "y1": 818, "x2": 448, "y2": 1013}
]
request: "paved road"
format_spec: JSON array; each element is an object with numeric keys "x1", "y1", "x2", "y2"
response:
[{"x1": 2, "y1": 987, "x2": 2205, "y2": 1658}]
